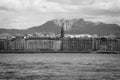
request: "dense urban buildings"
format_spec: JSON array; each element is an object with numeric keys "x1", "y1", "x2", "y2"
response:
[
  {"x1": 0, "y1": 25, "x2": 120, "y2": 53},
  {"x1": 0, "y1": 33, "x2": 120, "y2": 53}
]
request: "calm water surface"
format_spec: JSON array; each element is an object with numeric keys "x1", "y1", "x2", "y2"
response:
[{"x1": 0, "y1": 53, "x2": 120, "y2": 80}]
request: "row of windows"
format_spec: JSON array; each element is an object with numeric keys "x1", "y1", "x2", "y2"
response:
[{"x1": 0, "y1": 38, "x2": 120, "y2": 52}]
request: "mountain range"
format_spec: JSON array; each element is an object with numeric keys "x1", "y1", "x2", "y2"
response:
[{"x1": 0, "y1": 19, "x2": 120, "y2": 37}]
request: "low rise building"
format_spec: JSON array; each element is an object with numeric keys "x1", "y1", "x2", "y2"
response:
[
  {"x1": 25, "y1": 38, "x2": 61, "y2": 51},
  {"x1": 63, "y1": 38, "x2": 93, "y2": 51},
  {"x1": 116, "y1": 39, "x2": 120, "y2": 52},
  {"x1": 9, "y1": 37, "x2": 25, "y2": 51}
]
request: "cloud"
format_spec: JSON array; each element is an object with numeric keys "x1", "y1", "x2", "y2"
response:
[
  {"x1": 0, "y1": 6, "x2": 11, "y2": 11},
  {"x1": 0, "y1": 0, "x2": 120, "y2": 29},
  {"x1": 0, "y1": 0, "x2": 120, "y2": 15},
  {"x1": 0, "y1": 0, "x2": 80, "y2": 13},
  {"x1": 76, "y1": 0, "x2": 120, "y2": 17}
]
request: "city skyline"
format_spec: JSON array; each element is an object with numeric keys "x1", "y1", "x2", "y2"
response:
[{"x1": 0, "y1": 0, "x2": 120, "y2": 29}]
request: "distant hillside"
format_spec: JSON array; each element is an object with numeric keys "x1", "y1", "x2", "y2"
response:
[
  {"x1": 0, "y1": 29, "x2": 25, "y2": 35},
  {"x1": 27, "y1": 20, "x2": 60, "y2": 34},
  {"x1": 0, "y1": 19, "x2": 120, "y2": 36}
]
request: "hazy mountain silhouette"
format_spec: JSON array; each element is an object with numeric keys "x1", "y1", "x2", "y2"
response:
[{"x1": 0, "y1": 19, "x2": 120, "y2": 36}]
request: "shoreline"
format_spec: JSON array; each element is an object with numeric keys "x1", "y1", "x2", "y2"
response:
[{"x1": 0, "y1": 51, "x2": 119, "y2": 54}]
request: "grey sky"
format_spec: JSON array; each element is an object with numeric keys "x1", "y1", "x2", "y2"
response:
[{"x1": 0, "y1": 0, "x2": 120, "y2": 29}]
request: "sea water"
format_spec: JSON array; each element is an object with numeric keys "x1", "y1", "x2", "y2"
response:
[{"x1": 0, "y1": 53, "x2": 120, "y2": 80}]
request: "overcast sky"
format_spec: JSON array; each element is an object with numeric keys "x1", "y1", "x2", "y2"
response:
[{"x1": 0, "y1": 0, "x2": 120, "y2": 29}]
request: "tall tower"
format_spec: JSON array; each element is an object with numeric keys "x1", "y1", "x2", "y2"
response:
[
  {"x1": 60, "y1": 23, "x2": 65, "y2": 38},
  {"x1": 60, "y1": 23, "x2": 65, "y2": 51}
]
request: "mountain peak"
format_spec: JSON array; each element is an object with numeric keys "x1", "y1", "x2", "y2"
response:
[{"x1": 0, "y1": 18, "x2": 120, "y2": 37}]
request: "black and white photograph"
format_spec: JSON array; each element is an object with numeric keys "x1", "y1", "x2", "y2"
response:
[{"x1": 0, "y1": 0, "x2": 120, "y2": 80}]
